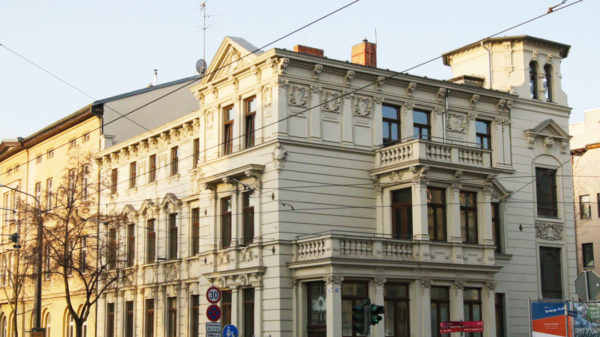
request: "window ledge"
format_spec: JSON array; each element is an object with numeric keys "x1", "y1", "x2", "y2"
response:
[
  {"x1": 167, "y1": 173, "x2": 180, "y2": 183},
  {"x1": 535, "y1": 217, "x2": 564, "y2": 224},
  {"x1": 495, "y1": 253, "x2": 512, "y2": 261}
]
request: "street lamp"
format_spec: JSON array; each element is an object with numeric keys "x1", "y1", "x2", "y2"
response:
[{"x1": 0, "y1": 183, "x2": 44, "y2": 337}]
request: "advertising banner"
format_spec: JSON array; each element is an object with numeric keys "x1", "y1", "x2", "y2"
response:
[
  {"x1": 531, "y1": 301, "x2": 570, "y2": 337},
  {"x1": 572, "y1": 302, "x2": 600, "y2": 337}
]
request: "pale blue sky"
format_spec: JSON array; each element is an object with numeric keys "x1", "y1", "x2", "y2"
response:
[{"x1": 0, "y1": 0, "x2": 596, "y2": 139}]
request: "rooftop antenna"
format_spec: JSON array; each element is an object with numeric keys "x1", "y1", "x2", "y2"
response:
[
  {"x1": 374, "y1": 27, "x2": 378, "y2": 45},
  {"x1": 153, "y1": 69, "x2": 158, "y2": 86},
  {"x1": 201, "y1": 1, "x2": 207, "y2": 61}
]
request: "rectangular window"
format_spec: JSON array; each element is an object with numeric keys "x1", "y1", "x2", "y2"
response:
[
  {"x1": 127, "y1": 223, "x2": 135, "y2": 267},
  {"x1": 540, "y1": 246, "x2": 563, "y2": 299},
  {"x1": 382, "y1": 104, "x2": 401, "y2": 145},
  {"x1": 82, "y1": 165, "x2": 89, "y2": 200},
  {"x1": 463, "y1": 288, "x2": 482, "y2": 337},
  {"x1": 146, "y1": 219, "x2": 155, "y2": 263},
  {"x1": 46, "y1": 178, "x2": 53, "y2": 210},
  {"x1": 413, "y1": 109, "x2": 431, "y2": 140},
  {"x1": 110, "y1": 168, "x2": 118, "y2": 194},
  {"x1": 492, "y1": 203, "x2": 501, "y2": 253},
  {"x1": 245, "y1": 96, "x2": 256, "y2": 149},
  {"x1": 191, "y1": 295, "x2": 199, "y2": 337},
  {"x1": 495, "y1": 293, "x2": 506, "y2": 337},
  {"x1": 44, "y1": 245, "x2": 51, "y2": 280},
  {"x1": 69, "y1": 169, "x2": 76, "y2": 192},
  {"x1": 47, "y1": 149, "x2": 54, "y2": 159},
  {"x1": 583, "y1": 243, "x2": 594, "y2": 268},
  {"x1": 35, "y1": 183, "x2": 41, "y2": 204},
  {"x1": 168, "y1": 214, "x2": 178, "y2": 260},
  {"x1": 80, "y1": 236, "x2": 87, "y2": 273},
  {"x1": 149, "y1": 154, "x2": 157, "y2": 183},
  {"x1": 222, "y1": 290, "x2": 232, "y2": 326},
  {"x1": 108, "y1": 228, "x2": 117, "y2": 270},
  {"x1": 476, "y1": 120, "x2": 491, "y2": 150},
  {"x1": 221, "y1": 197, "x2": 232, "y2": 248},
  {"x1": 392, "y1": 188, "x2": 412, "y2": 239},
  {"x1": 430, "y1": 286, "x2": 450, "y2": 337},
  {"x1": 69, "y1": 139, "x2": 77, "y2": 148},
  {"x1": 107, "y1": 303, "x2": 115, "y2": 337},
  {"x1": 83, "y1": 132, "x2": 90, "y2": 142},
  {"x1": 243, "y1": 288, "x2": 255, "y2": 337},
  {"x1": 428, "y1": 188, "x2": 446, "y2": 241},
  {"x1": 307, "y1": 282, "x2": 326, "y2": 337},
  {"x1": 193, "y1": 138, "x2": 200, "y2": 168},
  {"x1": 580, "y1": 195, "x2": 591, "y2": 219},
  {"x1": 125, "y1": 301, "x2": 134, "y2": 337},
  {"x1": 536, "y1": 167, "x2": 558, "y2": 218},
  {"x1": 170, "y1": 146, "x2": 179, "y2": 176},
  {"x1": 36, "y1": 155, "x2": 42, "y2": 164},
  {"x1": 384, "y1": 283, "x2": 410, "y2": 337},
  {"x1": 129, "y1": 162, "x2": 137, "y2": 188},
  {"x1": 460, "y1": 191, "x2": 478, "y2": 244},
  {"x1": 167, "y1": 297, "x2": 177, "y2": 337},
  {"x1": 223, "y1": 105, "x2": 234, "y2": 155},
  {"x1": 145, "y1": 299, "x2": 154, "y2": 337},
  {"x1": 243, "y1": 191, "x2": 254, "y2": 245},
  {"x1": 342, "y1": 282, "x2": 369, "y2": 337},
  {"x1": 597, "y1": 193, "x2": 600, "y2": 218},
  {"x1": 191, "y1": 208, "x2": 200, "y2": 255}
]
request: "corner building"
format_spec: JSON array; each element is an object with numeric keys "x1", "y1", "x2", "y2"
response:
[{"x1": 96, "y1": 36, "x2": 576, "y2": 337}]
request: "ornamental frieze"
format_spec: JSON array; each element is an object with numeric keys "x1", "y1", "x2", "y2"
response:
[{"x1": 535, "y1": 222, "x2": 563, "y2": 241}]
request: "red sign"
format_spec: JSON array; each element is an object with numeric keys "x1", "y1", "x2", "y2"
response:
[
  {"x1": 206, "y1": 304, "x2": 221, "y2": 322},
  {"x1": 440, "y1": 321, "x2": 484, "y2": 334},
  {"x1": 206, "y1": 286, "x2": 221, "y2": 303}
]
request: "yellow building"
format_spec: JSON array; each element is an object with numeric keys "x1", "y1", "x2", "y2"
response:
[{"x1": 0, "y1": 77, "x2": 200, "y2": 337}]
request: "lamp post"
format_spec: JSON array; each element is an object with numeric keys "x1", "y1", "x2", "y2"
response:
[{"x1": 0, "y1": 183, "x2": 44, "y2": 337}]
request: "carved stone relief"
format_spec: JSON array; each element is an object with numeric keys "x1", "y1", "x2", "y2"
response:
[
  {"x1": 344, "y1": 70, "x2": 355, "y2": 86},
  {"x1": 262, "y1": 85, "x2": 272, "y2": 108},
  {"x1": 288, "y1": 84, "x2": 309, "y2": 107},
  {"x1": 447, "y1": 112, "x2": 467, "y2": 133},
  {"x1": 535, "y1": 223, "x2": 563, "y2": 241},
  {"x1": 272, "y1": 144, "x2": 287, "y2": 172},
  {"x1": 321, "y1": 89, "x2": 343, "y2": 113},
  {"x1": 352, "y1": 96, "x2": 373, "y2": 117},
  {"x1": 313, "y1": 64, "x2": 323, "y2": 80}
]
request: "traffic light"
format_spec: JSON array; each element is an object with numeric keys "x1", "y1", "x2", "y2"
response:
[
  {"x1": 369, "y1": 304, "x2": 384, "y2": 325},
  {"x1": 352, "y1": 300, "x2": 370, "y2": 335},
  {"x1": 9, "y1": 233, "x2": 20, "y2": 249}
]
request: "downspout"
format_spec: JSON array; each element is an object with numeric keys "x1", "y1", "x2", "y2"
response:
[{"x1": 481, "y1": 41, "x2": 493, "y2": 90}]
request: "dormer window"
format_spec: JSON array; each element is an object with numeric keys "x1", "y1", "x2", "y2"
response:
[
  {"x1": 544, "y1": 64, "x2": 553, "y2": 102},
  {"x1": 529, "y1": 61, "x2": 538, "y2": 99}
]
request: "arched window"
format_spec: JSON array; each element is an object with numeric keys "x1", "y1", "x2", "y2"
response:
[
  {"x1": 68, "y1": 315, "x2": 74, "y2": 337},
  {"x1": 43, "y1": 312, "x2": 51, "y2": 337},
  {"x1": 544, "y1": 64, "x2": 553, "y2": 102},
  {"x1": 529, "y1": 61, "x2": 539, "y2": 99},
  {"x1": 0, "y1": 315, "x2": 7, "y2": 337}
]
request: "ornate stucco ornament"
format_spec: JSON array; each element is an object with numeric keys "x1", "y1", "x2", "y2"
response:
[{"x1": 535, "y1": 222, "x2": 563, "y2": 241}]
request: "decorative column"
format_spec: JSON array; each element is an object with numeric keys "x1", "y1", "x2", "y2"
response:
[
  {"x1": 254, "y1": 278, "x2": 264, "y2": 337},
  {"x1": 450, "y1": 281, "x2": 465, "y2": 322},
  {"x1": 342, "y1": 87, "x2": 354, "y2": 146},
  {"x1": 482, "y1": 281, "x2": 497, "y2": 337},
  {"x1": 371, "y1": 277, "x2": 386, "y2": 337},
  {"x1": 156, "y1": 287, "x2": 165, "y2": 337},
  {"x1": 373, "y1": 96, "x2": 383, "y2": 146},
  {"x1": 178, "y1": 284, "x2": 187, "y2": 337},
  {"x1": 411, "y1": 166, "x2": 429, "y2": 241},
  {"x1": 480, "y1": 184, "x2": 495, "y2": 265},
  {"x1": 229, "y1": 179, "x2": 240, "y2": 247},
  {"x1": 467, "y1": 112, "x2": 477, "y2": 144},
  {"x1": 403, "y1": 102, "x2": 415, "y2": 140},
  {"x1": 116, "y1": 290, "x2": 123, "y2": 337},
  {"x1": 232, "y1": 287, "x2": 240, "y2": 326},
  {"x1": 326, "y1": 275, "x2": 343, "y2": 337},
  {"x1": 419, "y1": 279, "x2": 432, "y2": 337},
  {"x1": 448, "y1": 177, "x2": 464, "y2": 263},
  {"x1": 136, "y1": 288, "x2": 144, "y2": 337},
  {"x1": 375, "y1": 181, "x2": 386, "y2": 236}
]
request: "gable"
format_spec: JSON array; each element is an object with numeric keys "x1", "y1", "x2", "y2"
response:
[
  {"x1": 201, "y1": 36, "x2": 261, "y2": 85},
  {"x1": 525, "y1": 119, "x2": 570, "y2": 139}
]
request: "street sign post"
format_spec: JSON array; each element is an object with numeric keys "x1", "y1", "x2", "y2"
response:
[
  {"x1": 440, "y1": 321, "x2": 483, "y2": 334},
  {"x1": 207, "y1": 304, "x2": 222, "y2": 322},
  {"x1": 207, "y1": 322, "x2": 222, "y2": 333},
  {"x1": 207, "y1": 286, "x2": 222, "y2": 303},
  {"x1": 576, "y1": 270, "x2": 600, "y2": 301},
  {"x1": 222, "y1": 324, "x2": 239, "y2": 337}
]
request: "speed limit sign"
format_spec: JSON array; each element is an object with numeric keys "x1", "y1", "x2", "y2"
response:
[{"x1": 206, "y1": 286, "x2": 221, "y2": 303}]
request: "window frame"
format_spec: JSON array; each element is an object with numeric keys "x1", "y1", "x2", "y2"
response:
[
  {"x1": 463, "y1": 288, "x2": 482, "y2": 337},
  {"x1": 107, "y1": 228, "x2": 117, "y2": 270},
  {"x1": 384, "y1": 283, "x2": 410, "y2": 337},
  {"x1": 191, "y1": 295, "x2": 200, "y2": 337},
  {"x1": 428, "y1": 187, "x2": 446, "y2": 241},
  {"x1": 193, "y1": 138, "x2": 200, "y2": 168},
  {"x1": 242, "y1": 191, "x2": 254, "y2": 245},
  {"x1": 145, "y1": 299, "x2": 154, "y2": 337},
  {"x1": 167, "y1": 297, "x2": 177, "y2": 337},
  {"x1": 243, "y1": 288, "x2": 255, "y2": 337},
  {"x1": 221, "y1": 290, "x2": 232, "y2": 326},
  {"x1": 221, "y1": 197, "x2": 232, "y2": 249},
  {"x1": 191, "y1": 208, "x2": 200, "y2": 255},
  {"x1": 342, "y1": 281, "x2": 369, "y2": 337},
  {"x1": 170, "y1": 146, "x2": 179, "y2": 176},
  {"x1": 413, "y1": 108, "x2": 431, "y2": 140},
  {"x1": 306, "y1": 281, "x2": 326, "y2": 337},
  {"x1": 391, "y1": 188, "x2": 412, "y2": 240},
  {"x1": 125, "y1": 300, "x2": 134, "y2": 337},
  {"x1": 540, "y1": 246, "x2": 563, "y2": 299},
  {"x1": 580, "y1": 194, "x2": 591, "y2": 219},
  {"x1": 126, "y1": 223, "x2": 135, "y2": 267},
  {"x1": 583, "y1": 243, "x2": 595, "y2": 268},
  {"x1": 495, "y1": 293, "x2": 506, "y2": 337},
  {"x1": 223, "y1": 105, "x2": 234, "y2": 155},
  {"x1": 106, "y1": 303, "x2": 115, "y2": 337},
  {"x1": 535, "y1": 167, "x2": 558, "y2": 218},
  {"x1": 529, "y1": 61, "x2": 539, "y2": 99},
  {"x1": 430, "y1": 286, "x2": 450, "y2": 337},
  {"x1": 492, "y1": 202, "x2": 502, "y2": 253},
  {"x1": 146, "y1": 219, "x2": 156, "y2": 263},
  {"x1": 475, "y1": 119, "x2": 491, "y2": 150},
  {"x1": 244, "y1": 96, "x2": 256, "y2": 149},
  {"x1": 148, "y1": 154, "x2": 157, "y2": 183},
  {"x1": 110, "y1": 168, "x2": 118, "y2": 195},
  {"x1": 544, "y1": 64, "x2": 553, "y2": 102},
  {"x1": 129, "y1": 162, "x2": 137, "y2": 188},
  {"x1": 168, "y1": 213, "x2": 178, "y2": 260},
  {"x1": 460, "y1": 191, "x2": 478, "y2": 244},
  {"x1": 382, "y1": 104, "x2": 401, "y2": 145}
]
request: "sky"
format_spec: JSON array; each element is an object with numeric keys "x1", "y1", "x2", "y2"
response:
[{"x1": 0, "y1": 0, "x2": 596, "y2": 139}]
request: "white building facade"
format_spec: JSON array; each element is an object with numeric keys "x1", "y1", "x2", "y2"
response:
[{"x1": 96, "y1": 36, "x2": 576, "y2": 337}]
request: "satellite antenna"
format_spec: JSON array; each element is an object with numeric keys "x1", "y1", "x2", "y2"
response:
[{"x1": 196, "y1": 59, "x2": 207, "y2": 75}]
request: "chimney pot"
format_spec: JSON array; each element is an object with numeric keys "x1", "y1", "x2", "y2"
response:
[
  {"x1": 352, "y1": 39, "x2": 377, "y2": 67},
  {"x1": 293, "y1": 45, "x2": 324, "y2": 58}
]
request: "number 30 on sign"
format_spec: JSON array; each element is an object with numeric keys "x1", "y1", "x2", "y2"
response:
[{"x1": 207, "y1": 286, "x2": 221, "y2": 303}]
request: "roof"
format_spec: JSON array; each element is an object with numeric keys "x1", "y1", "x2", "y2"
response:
[
  {"x1": 442, "y1": 35, "x2": 571, "y2": 65},
  {"x1": 227, "y1": 36, "x2": 263, "y2": 55},
  {"x1": 92, "y1": 75, "x2": 199, "y2": 106}
]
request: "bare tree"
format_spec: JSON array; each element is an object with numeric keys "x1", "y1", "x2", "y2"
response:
[{"x1": 19, "y1": 152, "x2": 130, "y2": 337}]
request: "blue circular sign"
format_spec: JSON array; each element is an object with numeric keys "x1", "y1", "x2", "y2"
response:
[
  {"x1": 222, "y1": 324, "x2": 238, "y2": 337},
  {"x1": 206, "y1": 304, "x2": 221, "y2": 322}
]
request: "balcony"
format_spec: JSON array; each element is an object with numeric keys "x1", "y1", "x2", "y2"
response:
[
  {"x1": 374, "y1": 138, "x2": 492, "y2": 173},
  {"x1": 290, "y1": 233, "x2": 496, "y2": 268}
]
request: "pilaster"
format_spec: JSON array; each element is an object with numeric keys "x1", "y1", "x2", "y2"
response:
[
  {"x1": 483, "y1": 282, "x2": 497, "y2": 337},
  {"x1": 411, "y1": 182, "x2": 429, "y2": 241},
  {"x1": 325, "y1": 275, "x2": 343, "y2": 337},
  {"x1": 450, "y1": 281, "x2": 465, "y2": 322},
  {"x1": 371, "y1": 277, "x2": 386, "y2": 337},
  {"x1": 419, "y1": 279, "x2": 432, "y2": 337}
]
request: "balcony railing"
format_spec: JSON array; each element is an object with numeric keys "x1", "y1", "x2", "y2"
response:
[{"x1": 375, "y1": 138, "x2": 491, "y2": 170}]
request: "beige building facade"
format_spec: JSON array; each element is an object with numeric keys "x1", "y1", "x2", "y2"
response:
[
  {"x1": 96, "y1": 35, "x2": 576, "y2": 337},
  {"x1": 570, "y1": 108, "x2": 600, "y2": 277}
]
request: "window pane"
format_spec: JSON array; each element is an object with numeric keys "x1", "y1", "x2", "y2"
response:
[
  {"x1": 476, "y1": 120, "x2": 489, "y2": 134},
  {"x1": 413, "y1": 110, "x2": 428, "y2": 124},
  {"x1": 382, "y1": 105, "x2": 398, "y2": 119}
]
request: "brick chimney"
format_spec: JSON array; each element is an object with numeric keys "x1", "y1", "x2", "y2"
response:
[
  {"x1": 293, "y1": 45, "x2": 324, "y2": 57},
  {"x1": 352, "y1": 38, "x2": 377, "y2": 67}
]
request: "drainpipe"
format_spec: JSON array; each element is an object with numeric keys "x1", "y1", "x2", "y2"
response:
[{"x1": 481, "y1": 41, "x2": 493, "y2": 90}]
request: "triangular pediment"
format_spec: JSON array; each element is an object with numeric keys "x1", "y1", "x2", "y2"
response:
[
  {"x1": 139, "y1": 199, "x2": 158, "y2": 218},
  {"x1": 200, "y1": 36, "x2": 262, "y2": 85},
  {"x1": 525, "y1": 119, "x2": 570, "y2": 139},
  {"x1": 160, "y1": 193, "x2": 182, "y2": 211},
  {"x1": 122, "y1": 204, "x2": 138, "y2": 222}
]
